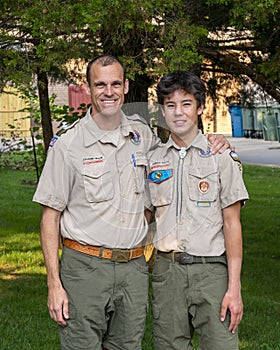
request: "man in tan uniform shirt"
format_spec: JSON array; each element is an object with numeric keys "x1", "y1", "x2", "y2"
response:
[
  {"x1": 33, "y1": 56, "x2": 230, "y2": 350},
  {"x1": 147, "y1": 71, "x2": 249, "y2": 350}
]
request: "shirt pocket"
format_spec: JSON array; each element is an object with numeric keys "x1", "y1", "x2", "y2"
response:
[
  {"x1": 132, "y1": 155, "x2": 148, "y2": 194},
  {"x1": 148, "y1": 174, "x2": 173, "y2": 206},
  {"x1": 82, "y1": 166, "x2": 114, "y2": 203},
  {"x1": 188, "y1": 167, "x2": 219, "y2": 202}
]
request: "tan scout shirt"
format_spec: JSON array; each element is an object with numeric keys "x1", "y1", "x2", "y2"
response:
[
  {"x1": 147, "y1": 131, "x2": 249, "y2": 256},
  {"x1": 33, "y1": 109, "x2": 158, "y2": 249}
]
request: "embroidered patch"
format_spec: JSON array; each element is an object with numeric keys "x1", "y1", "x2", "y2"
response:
[
  {"x1": 197, "y1": 201, "x2": 211, "y2": 207},
  {"x1": 230, "y1": 151, "x2": 240, "y2": 162},
  {"x1": 129, "y1": 131, "x2": 141, "y2": 145},
  {"x1": 83, "y1": 156, "x2": 104, "y2": 165},
  {"x1": 148, "y1": 169, "x2": 173, "y2": 184},
  {"x1": 49, "y1": 136, "x2": 58, "y2": 147},
  {"x1": 150, "y1": 160, "x2": 171, "y2": 170},
  {"x1": 199, "y1": 147, "x2": 211, "y2": 157},
  {"x1": 198, "y1": 180, "x2": 209, "y2": 193}
]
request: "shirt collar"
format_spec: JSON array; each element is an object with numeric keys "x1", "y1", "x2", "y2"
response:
[
  {"x1": 162, "y1": 130, "x2": 209, "y2": 156},
  {"x1": 83, "y1": 108, "x2": 134, "y2": 147}
]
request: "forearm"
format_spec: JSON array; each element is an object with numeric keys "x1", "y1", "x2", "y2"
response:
[
  {"x1": 40, "y1": 206, "x2": 62, "y2": 287},
  {"x1": 224, "y1": 220, "x2": 243, "y2": 292}
]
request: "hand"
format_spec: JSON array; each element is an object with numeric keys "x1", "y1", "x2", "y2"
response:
[
  {"x1": 207, "y1": 134, "x2": 235, "y2": 155},
  {"x1": 220, "y1": 289, "x2": 243, "y2": 334},
  {"x1": 47, "y1": 283, "x2": 69, "y2": 327}
]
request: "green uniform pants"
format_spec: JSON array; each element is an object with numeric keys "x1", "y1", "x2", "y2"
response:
[
  {"x1": 152, "y1": 254, "x2": 239, "y2": 350},
  {"x1": 59, "y1": 246, "x2": 149, "y2": 350}
]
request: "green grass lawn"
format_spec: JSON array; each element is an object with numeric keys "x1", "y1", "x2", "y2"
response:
[{"x1": 0, "y1": 165, "x2": 279, "y2": 349}]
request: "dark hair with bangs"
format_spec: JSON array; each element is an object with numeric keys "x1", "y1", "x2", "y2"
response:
[{"x1": 157, "y1": 71, "x2": 206, "y2": 109}]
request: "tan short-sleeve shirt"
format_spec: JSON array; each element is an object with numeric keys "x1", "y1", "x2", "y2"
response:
[
  {"x1": 147, "y1": 132, "x2": 249, "y2": 256},
  {"x1": 33, "y1": 109, "x2": 158, "y2": 249}
]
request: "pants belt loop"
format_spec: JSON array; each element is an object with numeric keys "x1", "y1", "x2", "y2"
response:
[
  {"x1": 201, "y1": 256, "x2": 206, "y2": 264},
  {"x1": 171, "y1": 251, "x2": 175, "y2": 263},
  {"x1": 98, "y1": 247, "x2": 104, "y2": 258}
]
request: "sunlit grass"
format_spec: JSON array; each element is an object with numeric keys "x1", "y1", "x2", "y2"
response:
[{"x1": 0, "y1": 165, "x2": 280, "y2": 349}]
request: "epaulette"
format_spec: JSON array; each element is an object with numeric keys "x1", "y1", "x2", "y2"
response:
[
  {"x1": 126, "y1": 113, "x2": 149, "y2": 125},
  {"x1": 56, "y1": 119, "x2": 80, "y2": 137},
  {"x1": 48, "y1": 119, "x2": 80, "y2": 148}
]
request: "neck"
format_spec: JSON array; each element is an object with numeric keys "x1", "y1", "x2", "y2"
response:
[
  {"x1": 171, "y1": 128, "x2": 198, "y2": 148},
  {"x1": 91, "y1": 110, "x2": 121, "y2": 130}
]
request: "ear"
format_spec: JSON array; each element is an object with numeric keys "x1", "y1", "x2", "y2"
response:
[
  {"x1": 85, "y1": 81, "x2": 91, "y2": 95},
  {"x1": 124, "y1": 79, "x2": 129, "y2": 95},
  {"x1": 197, "y1": 104, "x2": 205, "y2": 115}
]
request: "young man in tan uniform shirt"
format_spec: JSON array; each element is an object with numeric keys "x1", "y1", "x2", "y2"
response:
[{"x1": 147, "y1": 71, "x2": 249, "y2": 350}]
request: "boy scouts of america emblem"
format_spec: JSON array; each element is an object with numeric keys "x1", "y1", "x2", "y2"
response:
[
  {"x1": 198, "y1": 180, "x2": 210, "y2": 193},
  {"x1": 199, "y1": 147, "x2": 211, "y2": 157},
  {"x1": 129, "y1": 131, "x2": 141, "y2": 145}
]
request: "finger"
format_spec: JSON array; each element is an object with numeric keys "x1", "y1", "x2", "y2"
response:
[
  {"x1": 220, "y1": 304, "x2": 227, "y2": 322},
  {"x1": 218, "y1": 143, "x2": 230, "y2": 154},
  {"x1": 63, "y1": 299, "x2": 69, "y2": 320}
]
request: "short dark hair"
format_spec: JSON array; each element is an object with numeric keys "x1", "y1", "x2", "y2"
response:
[
  {"x1": 157, "y1": 71, "x2": 206, "y2": 108},
  {"x1": 86, "y1": 55, "x2": 126, "y2": 87}
]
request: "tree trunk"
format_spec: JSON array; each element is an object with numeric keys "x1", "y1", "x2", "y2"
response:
[{"x1": 37, "y1": 69, "x2": 53, "y2": 151}]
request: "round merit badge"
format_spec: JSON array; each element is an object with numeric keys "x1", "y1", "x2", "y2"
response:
[
  {"x1": 198, "y1": 180, "x2": 210, "y2": 193},
  {"x1": 129, "y1": 131, "x2": 141, "y2": 145}
]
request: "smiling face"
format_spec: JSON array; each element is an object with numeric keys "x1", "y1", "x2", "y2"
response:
[
  {"x1": 89, "y1": 61, "x2": 129, "y2": 120},
  {"x1": 162, "y1": 89, "x2": 204, "y2": 146}
]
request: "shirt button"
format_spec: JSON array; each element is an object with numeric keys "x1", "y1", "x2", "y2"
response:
[{"x1": 179, "y1": 220, "x2": 183, "y2": 225}]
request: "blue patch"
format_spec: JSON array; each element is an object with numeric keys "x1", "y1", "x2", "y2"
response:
[
  {"x1": 230, "y1": 151, "x2": 240, "y2": 162},
  {"x1": 129, "y1": 131, "x2": 141, "y2": 145},
  {"x1": 148, "y1": 169, "x2": 173, "y2": 184},
  {"x1": 49, "y1": 136, "x2": 58, "y2": 147},
  {"x1": 199, "y1": 147, "x2": 211, "y2": 157}
]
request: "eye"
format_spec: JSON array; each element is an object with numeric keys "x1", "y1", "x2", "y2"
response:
[
  {"x1": 165, "y1": 103, "x2": 175, "y2": 109},
  {"x1": 94, "y1": 82, "x2": 106, "y2": 89},
  {"x1": 112, "y1": 81, "x2": 122, "y2": 88}
]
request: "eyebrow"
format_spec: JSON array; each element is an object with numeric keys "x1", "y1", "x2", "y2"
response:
[
  {"x1": 94, "y1": 80, "x2": 122, "y2": 86},
  {"x1": 165, "y1": 98, "x2": 193, "y2": 104}
]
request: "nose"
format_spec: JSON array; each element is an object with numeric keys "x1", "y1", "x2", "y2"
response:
[
  {"x1": 104, "y1": 84, "x2": 113, "y2": 96},
  {"x1": 174, "y1": 105, "x2": 183, "y2": 116}
]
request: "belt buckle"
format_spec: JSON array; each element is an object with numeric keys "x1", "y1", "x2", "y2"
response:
[
  {"x1": 111, "y1": 249, "x2": 130, "y2": 262},
  {"x1": 178, "y1": 252, "x2": 193, "y2": 265}
]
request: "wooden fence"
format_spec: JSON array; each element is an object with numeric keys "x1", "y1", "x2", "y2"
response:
[{"x1": 0, "y1": 87, "x2": 31, "y2": 138}]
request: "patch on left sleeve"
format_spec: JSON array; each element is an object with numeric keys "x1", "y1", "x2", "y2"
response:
[{"x1": 230, "y1": 151, "x2": 243, "y2": 171}]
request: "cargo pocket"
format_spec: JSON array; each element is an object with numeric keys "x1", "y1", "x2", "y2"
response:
[
  {"x1": 82, "y1": 166, "x2": 114, "y2": 203},
  {"x1": 148, "y1": 175, "x2": 173, "y2": 207}
]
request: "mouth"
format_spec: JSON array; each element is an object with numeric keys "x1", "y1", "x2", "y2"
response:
[
  {"x1": 174, "y1": 120, "x2": 187, "y2": 127},
  {"x1": 101, "y1": 98, "x2": 119, "y2": 107}
]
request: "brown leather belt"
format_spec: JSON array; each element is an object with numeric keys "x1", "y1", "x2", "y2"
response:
[{"x1": 63, "y1": 238, "x2": 143, "y2": 263}]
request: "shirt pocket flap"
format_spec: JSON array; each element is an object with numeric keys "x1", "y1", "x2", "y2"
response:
[
  {"x1": 82, "y1": 166, "x2": 114, "y2": 203},
  {"x1": 188, "y1": 167, "x2": 218, "y2": 202}
]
